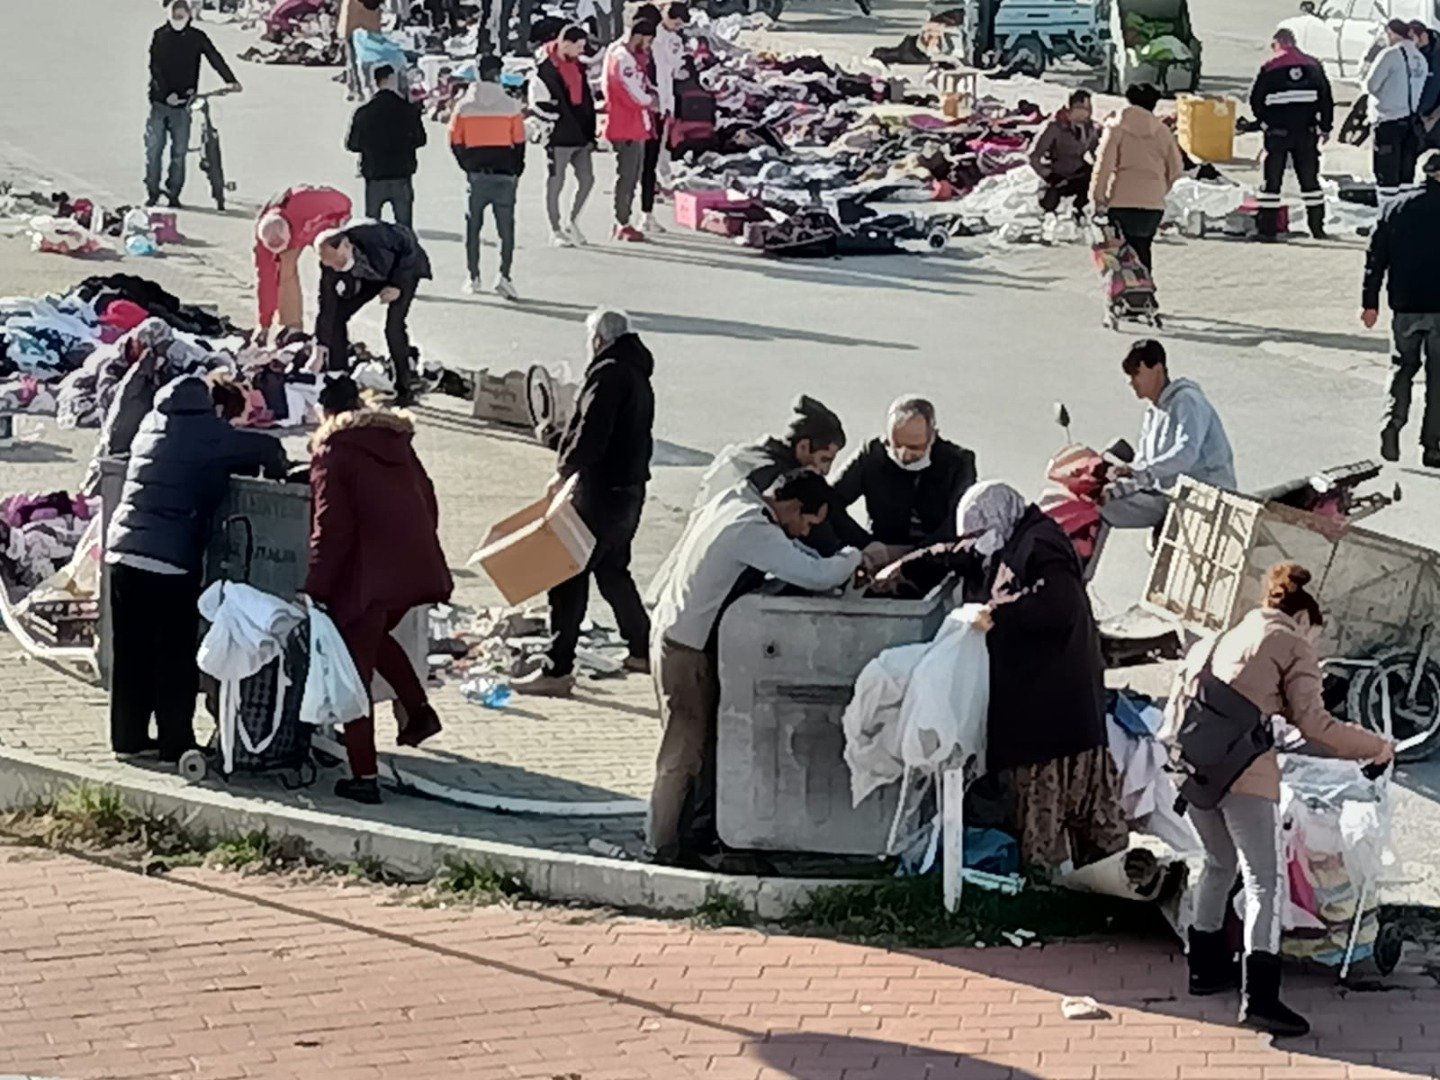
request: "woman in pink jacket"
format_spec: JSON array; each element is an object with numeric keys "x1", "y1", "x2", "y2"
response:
[
  {"x1": 1168, "y1": 562, "x2": 1393, "y2": 1040},
  {"x1": 254, "y1": 185, "x2": 352, "y2": 341}
]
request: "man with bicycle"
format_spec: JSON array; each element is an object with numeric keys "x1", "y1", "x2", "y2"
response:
[{"x1": 146, "y1": 0, "x2": 242, "y2": 208}]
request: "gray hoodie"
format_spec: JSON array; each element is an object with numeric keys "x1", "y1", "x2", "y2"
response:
[
  {"x1": 1126, "y1": 377, "x2": 1236, "y2": 494},
  {"x1": 1367, "y1": 39, "x2": 1429, "y2": 123}
]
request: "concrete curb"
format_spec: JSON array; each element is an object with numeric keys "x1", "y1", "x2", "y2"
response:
[{"x1": 0, "y1": 748, "x2": 863, "y2": 920}]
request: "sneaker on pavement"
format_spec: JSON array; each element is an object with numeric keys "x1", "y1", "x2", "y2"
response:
[
  {"x1": 550, "y1": 229, "x2": 574, "y2": 248},
  {"x1": 1381, "y1": 426, "x2": 1402, "y2": 463},
  {"x1": 614, "y1": 224, "x2": 647, "y2": 243},
  {"x1": 495, "y1": 277, "x2": 519, "y2": 302},
  {"x1": 568, "y1": 220, "x2": 589, "y2": 246},
  {"x1": 165, "y1": 194, "x2": 182, "y2": 210},
  {"x1": 641, "y1": 212, "x2": 667, "y2": 234},
  {"x1": 623, "y1": 655, "x2": 651, "y2": 675},
  {"x1": 462, "y1": 276, "x2": 481, "y2": 295},
  {"x1": 512, "y1": 668, "x2": 576, "y2": 697}
]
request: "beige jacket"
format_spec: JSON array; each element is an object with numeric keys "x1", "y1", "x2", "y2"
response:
[
  {"x1": 1090, "y1": 106, "x2": 1185, "y2": 212},
  {"x1": 1167, "y1": 609, "x2": 1389, "y2": 801},
  {"x1": 338, "y1": 0, "x2": 383, "y2": 40}
]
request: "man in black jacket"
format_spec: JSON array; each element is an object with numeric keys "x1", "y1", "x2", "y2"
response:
[
  {"x1": 1363, "y1": 152, "x2": 1440, "y2": 467},
  {"x1": 145, "y1": 0, "x2": 241, "y2": 208},
  {"x1": 314, "y1": 221, "x2": 434, "y2": 406},
  {"x1": 531, "y1": 26, "x2": 599, "y2": 246},
  {"x1": 517, "y1": 307, "x2": 655, "y2": 697},
  {"x1": 1250, "y1": 28, "x2": 1334, "y2": 240},
  {"x1": 105, "y1": 376, "x2": 287, "y2": 761},
  {"x1": 345, "y1": 64, "x2": 428, "y2": 227},
  {"x1": 830, "y1": 396, "x2": 978, "y2": 559}
]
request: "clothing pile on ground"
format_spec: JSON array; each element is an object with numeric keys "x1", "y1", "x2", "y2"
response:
[
  {"x1": 241, "y1": 0, "x2": 343, "y2": 65},
  {"x1": 0, "y1": 492, "x2": 99, "y2": 593},
  {"x1": 0, "y1": 189, "x2": 183, "y2": 259}
]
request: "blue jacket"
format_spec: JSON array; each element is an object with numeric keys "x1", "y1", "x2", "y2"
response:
[
  {"x1": 106, "y1": 377, "x2": 288, "y2": 573},
  {"x1": 1124, "y1": 377, "x2": 1237, "y2": 494}
]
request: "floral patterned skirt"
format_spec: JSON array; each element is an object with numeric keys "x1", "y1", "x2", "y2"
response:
[{"x1": 1013, "y1": 745, "x2": 1129, "y2": 875}]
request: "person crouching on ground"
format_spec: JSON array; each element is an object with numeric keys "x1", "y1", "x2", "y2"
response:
[
  {"x1": 1166, "y1": 562, "x2": 1393, "y2": 1039},
  {"x1": 106, "y1": 375, "x2": 288, "y2": 763},
  {"x1": 304, "y1": 375, "x2": 453, "y2": 804},
  {"x1": 1030, "y1": 89, "x2": 1098, "y2": 239}
]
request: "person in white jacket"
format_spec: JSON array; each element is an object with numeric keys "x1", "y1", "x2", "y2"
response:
[
  {"x1": 1103, "y1": 339, "x2": 1236, "y2": 529},
  {"x1": 639, "y1": 2, "x2": 689, "y2": 232},
  {"x1": 646, "y1": 470, "x2": 868, "y2": 866},
  {"x1": 1367, "y1": 19, "x2": 1431, "y2": 202}
]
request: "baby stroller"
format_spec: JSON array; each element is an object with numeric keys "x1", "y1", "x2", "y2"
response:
[{"x1": 1090, "y1": 217, "x2": 1162, "y2": 331}]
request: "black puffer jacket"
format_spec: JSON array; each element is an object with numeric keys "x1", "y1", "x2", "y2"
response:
[
  {"x1": 106, "y1": 377, "x2": 288, "y2": 573},
  {"x1": 830, "y1": 436, "x2": 978, "y2": 548},
  {"x1": 533, "y1": 51, "x2": 598, "y2": 148},
  {"x1": 345, "y1": 89, "x2": 428, "y2": 181},
  {"x1": 557, "y1": 333, "x2": 655, "y2": 504}
]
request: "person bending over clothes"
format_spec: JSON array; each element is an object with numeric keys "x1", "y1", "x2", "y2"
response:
[
  {"x1": 1165, "y1": 562, "x2": 1393, "y2": 1039},
  {"x1": 304, "y1": 375, "x2": 453, "y2": 805},
  {"x1": 105, "y1": 375, "x2": 288, "y2": 762},
  {"x1": 875, "y1": 480, "x2": 1128, "y2": 875},
  {"x1": 254, "y1": 185, "x2": 353, "y2": 340}
]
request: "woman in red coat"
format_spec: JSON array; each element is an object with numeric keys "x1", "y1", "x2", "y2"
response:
[{"x1": 305, "y1": 376, "x2": 453, "y2": 803}]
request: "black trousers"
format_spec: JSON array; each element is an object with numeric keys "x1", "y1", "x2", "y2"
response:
[
  {"x1": 1108, "y1": 207, "x2": 1164, "y2": 271},
  {"x1": 317, "y1": 272, "x2": 418, "y2": 395},
  {"x1": 641, "y1": 124, "x2": 665, "y2": 214},
  {"x1": 1259, "y1": 128, "x2": 1323, "y2": 237},
  {"x1": 1038, "y1": 168, "x2": 1091, "y2": 215},
  {"x1": 109, "y1": 563, "x2": 202, "y2": 758},
  {"x1": 1374, "y1": 117, "x2": 1421, "y2": 198},
  {"x1": 546, "y1": 488, "x2": 651, "y2": 676}
]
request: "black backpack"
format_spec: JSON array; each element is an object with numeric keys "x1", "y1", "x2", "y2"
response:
[{"x1": 1170, "y1": 639, "x2": 1274, "y2": 812}]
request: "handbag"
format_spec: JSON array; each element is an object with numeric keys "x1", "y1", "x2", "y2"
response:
[{"x1": 1169, "y1": 637, "x2": 1274, "y2": 812}]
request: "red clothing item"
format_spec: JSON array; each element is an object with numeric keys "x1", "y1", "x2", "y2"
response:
[
  {"x1": 254, "y1": 185, "x2": 352, "y2": 329},
  {"x1": 99, "y1": 299, "x2": 150, "y2": 334},
  {"x1": 602, "y1": 41, "x2": 656, "y2": 143},
  {"x1": 304, "y1": 408, "x2": 452, "y2": 627},
  {"x1": 546, "y1": 41, "x2": 585, "y2": 105}
]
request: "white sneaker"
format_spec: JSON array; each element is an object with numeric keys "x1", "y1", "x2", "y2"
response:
[
  {"x1": 1040, "y1": 212, "x2": 1058, "y2": 245},
  {"x1": 495, "y1": 277, "x2": 519, "y2": 302},
  {"x1": 550, "y1": 230, "x2": 573, "y2": 248},
  {"x1": 641, "y1": 212, "x2": 667, "y2": 234},
  {"x1": 567, "y1": 220, "x2": 589, "y2": 246},
  {"x1": 462, "y1": 276, "x2": 481, "y2": 295}
]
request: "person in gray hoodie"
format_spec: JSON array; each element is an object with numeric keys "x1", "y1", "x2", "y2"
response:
[
  {"x1": 1367, "y1": 19, "x2": 1430, "y2": 202},
  {"x1": 1102, "y1": 339, "x2": 1236, "y2": 529}
]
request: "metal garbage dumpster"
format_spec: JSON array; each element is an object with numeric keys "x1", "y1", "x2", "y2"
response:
[
  {"x1": 97, "y1": 460, "x2": 425, "y2": 696},
  {"x1": 715, "y1": 580, "x2": 952, "y2": 855}
]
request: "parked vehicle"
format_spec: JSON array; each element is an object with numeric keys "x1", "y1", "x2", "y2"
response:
[
  {"x1": 957, "y1": 0, "x2": 1110, "y2": 78},
  {"x1": 1280, "y1": 0, "x2": 1436, "y2": 85}
]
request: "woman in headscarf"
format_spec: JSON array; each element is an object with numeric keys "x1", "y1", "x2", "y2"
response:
[{"x1": 876, "y1": 480, "x2": 1127, "y2": 873}]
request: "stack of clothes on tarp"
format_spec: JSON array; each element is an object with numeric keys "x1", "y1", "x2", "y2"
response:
[
  {"x1": 667, "y1": 21, "x2": 1047, "y2": 257},
  {"x1": 240, "y1": 0, "x2": 343, "y2": 65},
  {"x1": 0, "y1": 492, "x2": 99, "y2": 592}
]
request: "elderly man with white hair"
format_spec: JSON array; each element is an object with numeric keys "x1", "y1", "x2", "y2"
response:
[
  {"x1": 253, "y1": 185, "x2": 352, "y2": 341},
  {"x1": 515, "y1": 307, "x2": 657, "y2": 697},
  {"x1": 829, "y1": 394, "x2": 979, "y2": 561}
]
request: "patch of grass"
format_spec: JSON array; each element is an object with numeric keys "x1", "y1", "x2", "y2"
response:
[
  {"x1": 345, "y1": 854, "x2": 398, "y2": 884},
  {"x1": 428, "y1": 856, "x2": 530, "y2": 907},
  {"x1": 206, "y1": 830, "x2": 304, "y2": 873},
  {"x1": 692, "y1": 891, "x2": 754, "y2": 929},
  {"x1": 1, "y1": 784, "x2": 207, "y2": 873},
  {"x1": 786, "y1": 874, "x2": 1147, "y2": 949}
]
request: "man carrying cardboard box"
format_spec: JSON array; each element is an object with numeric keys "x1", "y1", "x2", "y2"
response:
[
  {"x1": 644, "y1": 470, "x2": 868, "y2": 867},
  {"x1": 514, "y1": 307, "x2": 655, "y2": 697}
]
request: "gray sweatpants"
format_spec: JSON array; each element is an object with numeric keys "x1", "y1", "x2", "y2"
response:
[
  {"x1": 1100, "y1": 488, "x2": 1170, "y2": 529},
  {"x1": 1190, "y1": 792, "x2": 1285, "y2": 955},
  {"x1": 546, "y1": 145, "x2": 595, "y2": 232},
  {"x1": 613, "y1": 140, "x2": 645, "y2": 227}
]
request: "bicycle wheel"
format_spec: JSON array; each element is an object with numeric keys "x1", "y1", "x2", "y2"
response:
[
  {"x1": 203, "y1": 129, "x2": 226, "y2": 211},
  {"x1": 1347, "y1": 647, "x2": 1440, "y2": 763}
]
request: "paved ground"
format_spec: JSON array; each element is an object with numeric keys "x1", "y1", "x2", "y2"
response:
[{"x1": 3, "y1": 840, "x2": 1439, "y2": 1080}]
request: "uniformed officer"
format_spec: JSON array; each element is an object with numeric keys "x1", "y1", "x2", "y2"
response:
[{"x1": 1250, "y1": 28, "x2": 1335, "y2": 240}]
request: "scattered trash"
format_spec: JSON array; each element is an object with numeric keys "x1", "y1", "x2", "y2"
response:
[
  {"x1": 1061, "y1": 996, "x2": 1111, "y2": 1021},
  {"x1": 961, "y1": 869, "x2": 1025, "y2": 894},
  {"x1": 460, "y1": 674, "x2": 512, "y2": 709}
]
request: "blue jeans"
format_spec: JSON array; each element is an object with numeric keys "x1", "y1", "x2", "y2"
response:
[
  {"x1": 365, "y1": 177, "x2": 414, "y2": 228},
  {"x1": 466, "y1": 173, "x2": 517, "y2": 279},
  {"x1": 144, "y1": 103, "x2": 192, "y2": 202}
]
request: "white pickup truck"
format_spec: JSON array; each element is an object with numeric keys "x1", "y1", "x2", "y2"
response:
[{"x1": 1279, "y1": 0, "x2": 1438, "y2": 83}]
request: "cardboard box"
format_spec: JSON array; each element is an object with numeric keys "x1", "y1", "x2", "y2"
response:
[
  {"x1": 675, "y1": 188, "x2": 753, "y2": 230},
  {"x1": 468, "y1": 477, "x2": 595, "y2": 606},
  {"x1": 471, "y1": 367, "x2": 534, "y2": 427}
]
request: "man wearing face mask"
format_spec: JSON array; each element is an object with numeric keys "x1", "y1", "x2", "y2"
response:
[
  {"x1": 829, "y1": 396, "x2": 978, "y2": 562},
  {"x1": 146, "y1": 0, "x2": 242, "y2": 209},
  {"x1": 313, "y1": 222, "x2": 433, "y2": 407}
]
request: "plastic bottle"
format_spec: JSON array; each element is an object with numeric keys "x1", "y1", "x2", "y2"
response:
[{"x1": 460, "y1": 675, "x2": 512, "y2": 709}]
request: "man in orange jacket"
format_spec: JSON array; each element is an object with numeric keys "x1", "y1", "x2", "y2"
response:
[
  {"x1": 449, "y1": 55, "x2": 526, "y2": 300},
  {"x1": 254, "y1": 185, "x2": 352, "y2": 341}
]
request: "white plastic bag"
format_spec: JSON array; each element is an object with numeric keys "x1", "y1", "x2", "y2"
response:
[
  {"x1": 896, "y1": 605, "x2": 990, "y2": 774},
  {"x1": 300, "y1": 597, "x2": 371, "y2": 729}
]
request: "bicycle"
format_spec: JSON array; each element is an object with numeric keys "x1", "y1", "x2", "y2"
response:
[{"x1": 190, "y1": 87, "x2": 239, "y2": 211}]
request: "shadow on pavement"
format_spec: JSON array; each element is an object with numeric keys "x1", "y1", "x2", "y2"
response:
[{"x1": 1162, "y1": 314, "x2": 1390, "y2": 355}]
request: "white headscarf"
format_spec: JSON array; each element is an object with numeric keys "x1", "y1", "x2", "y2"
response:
[{"x1": 957, "y1": 481, "x2": 1028, "y2": 558}]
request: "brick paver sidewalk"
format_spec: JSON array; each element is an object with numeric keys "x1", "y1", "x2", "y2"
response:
[{"x1": 2, "y1": 842, "x2": 1436, "y2": 1080}]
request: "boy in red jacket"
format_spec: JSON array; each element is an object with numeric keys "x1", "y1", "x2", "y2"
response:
[{"x1": 603, "y1": 19, "x2": 658, "y2": 242}]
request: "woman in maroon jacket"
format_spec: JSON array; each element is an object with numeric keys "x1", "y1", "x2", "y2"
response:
[{"x1": 306, "y1": 377, "x2": 453, "y2": 803}]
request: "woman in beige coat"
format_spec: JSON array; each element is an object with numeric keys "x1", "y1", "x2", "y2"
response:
[
  {"x1": 1090, "y1": 82, "x2": 1185, "y2": 273},
  {"x1": 1167, "y1": 562, "x2": 1393, "y2": 1040},
  {"x1": 338, "y1": 0, "x2": 384, "y2": 99}
]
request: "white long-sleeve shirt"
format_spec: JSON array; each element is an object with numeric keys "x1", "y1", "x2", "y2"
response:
[
  {"x1": 653, "y1": 24, "x2": 686, "y2": 116},
  {"x1": 1367, "y1": 40, "x2": 1428, "y2": 123},
  {"x1": 651, "y1": 485, "x2": 863, "y2": 651}
]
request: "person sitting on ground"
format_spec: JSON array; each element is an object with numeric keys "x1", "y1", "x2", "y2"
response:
[
  {"x1": 1091, "y1": 82, "x2": 1185, "y2": 273},
  {"x1": 1166, "y1": 562, "x2": 1393, "y2": 1039},
  {"x1": 830, "y1": 395, "x2": 978, "y2": 563},
  {"x1": 647, "y1": 470, "x2": 870, "y2": 867},
  {"x1": 875, "y1": 481, "x2": 1127, "y2": 876},
  {"x1": 1103, "y1": 339, "x2": 1236, "y2": 529},
  {"x1": 254, "y1": 185, "x2": 353, "y2": 342},
  {"x1": 304, "y1": 374, "x2": 453, "y2": 805},
  {"x1": 105, "y1": 375, "x2": 288, "y2": 764},
  {"x1": 1030, "y1": 89, "x2": 1099, "y2": 231}
]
